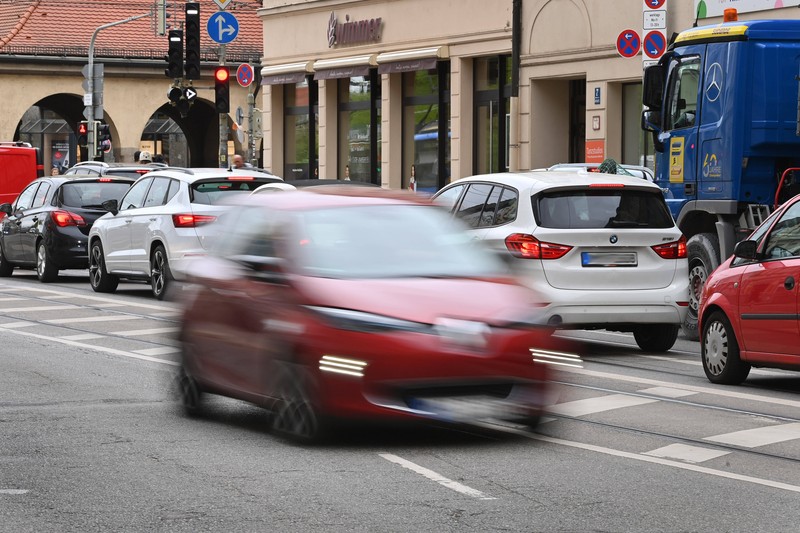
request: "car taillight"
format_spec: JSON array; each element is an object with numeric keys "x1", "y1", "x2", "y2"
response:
[
  {"x1": 504, "y1": 233, "x2": 572, "y2": 259},
  {"x1": 228, "y1": 176, "x2": 254, "y2": 181},
  {"x1": 588, "y1": 183, "x2": 625, "y2": 188},
  {"x1": 98, "y1": 177, "x2": 112, "y2": 182},
  {"x1": 172, "y1": 214, "x2": 216, "y2": 228},
  {"x1": 652, "y1": 235, "x2": 687, "y2": 259},
  {"x1": 51, "y1": 210, "x2": 86, "y2": 227}
]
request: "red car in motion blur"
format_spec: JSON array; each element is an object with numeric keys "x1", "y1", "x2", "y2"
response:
[
  {"x1": 176, "y1": 187, "x2": 563, "y2": 441},
  {"x1": 699, "y1": 194, "x2": 800, "y2": 384}
]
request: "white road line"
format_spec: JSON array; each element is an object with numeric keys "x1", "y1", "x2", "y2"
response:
[
  {"x1": 44, "y1": 316, "x2": 145, "y2": 324},
  {"x1": 642, "y1": 356, "x2": 787, "y2": 376},
  {"x1": 0, "y1": 297, "x2": 26, "y2": 302},
  {"x1": 0, "y1": 326, "x2": 178, "y2": 367},
  {"x1": 643, "y1": 444, "x2": 730, "y2": 464},
  {"x1": 557, "y1": 366, "x2": 800, "y2": 409},
  {"x1": 110, "y1": 327, "x2": 179, "y2": 336},
  {"x1": 638, "y1": 386, "x2": 698, "y2": 399},
  {"x1": 134, "y1": 347, "x2": 180, "y2": 356},
  {"x1": 704, "y1": 422, "x2": 800, "y2": 448},
  {"x1": 548, "y1": 394, "x2": 658, "y2": 418},
  {"x1": 0, "y1": 321, "x2": 37, "y2": 328},
  {"x1": 0, "y1": 489, "x2": 29, "y2": 495},
  {"x1": 2, "y1": 305, "x2": 76, "y2": 313},
  {"x1": 59, "y1": 333, "x2": 106, "y2": 341},
  {"x1": 379, "y1": 453, "x2": 496, "y2": 500},
  {"x1": 0, "y1": 284, "x2": 178, "y2": 311}
]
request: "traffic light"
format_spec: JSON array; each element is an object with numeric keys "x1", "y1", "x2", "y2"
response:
[
  {"x1": 214, "y1": 66, "x2": 230, "y2": 113},
  {"x1": 97, "y1": 123, "x2": 111, "y2": 153},
  {"x1": 184, "y1": 3, "x2": 201, "y2": 80},
  {"x1": 165, "y1": 29, "x2": 183, "y2": 79},
  {"x1": 77, "y1": 121, "x2": 88, "y2": 147}
]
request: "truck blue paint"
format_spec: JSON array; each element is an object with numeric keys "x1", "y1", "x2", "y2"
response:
[{"x1": 642, "y1": 17, "x2": 800, "y2": 339}]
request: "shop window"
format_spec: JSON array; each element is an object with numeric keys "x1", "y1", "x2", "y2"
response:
[
  {"x1": 338, "y1": 72, "x2": 380, "y2": 183},
  {"x1": 474, "y1": 56, "x2": 511, "y2": 175},
  {"x1": 284, "y1": 78, "x2": 319, "y2": 180}
]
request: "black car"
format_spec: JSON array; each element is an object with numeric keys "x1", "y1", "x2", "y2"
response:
[{"x1": 0, "y1": 175, "x2": 135, "y2": 282}]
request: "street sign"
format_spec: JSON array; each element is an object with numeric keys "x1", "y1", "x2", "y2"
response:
[
  {"x1": 616, "y1": 29, "x2": 641, "y2": 58},
  {"x1": 643, "y1": 30, "x2": 667, "y2": 59},
  {"x1": 207, "y1": 11, "x2": 239, "y2": 44},
  {"x1": 644, "y1": 0, "x2": 666, "y2": 8},
  {"x1": 213, "y1": 0, "x2": 232, "y2": 8},
  {"x1": 236, "y1": 63, "x2": 254, "y2": 88},
  {"x1": 185, "y1": 87, "x2": 198, "y2": 101}
]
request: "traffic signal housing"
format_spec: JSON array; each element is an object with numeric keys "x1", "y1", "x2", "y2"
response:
[
  {"x1": 184, "y1": 3, "x2": 201, "y2": 80},
  {"x1": 97, "y1": 123, "x2": 112, "y2": 153},
  {"x1": 77, "y1": 121, "x2": 88, "y2": 147},
  {"x1": 214, "y1": 66, "x2": 230, "y2": 113},
  {"x1": 165, "y1": 29, "x2": 183, "y2": 79}
]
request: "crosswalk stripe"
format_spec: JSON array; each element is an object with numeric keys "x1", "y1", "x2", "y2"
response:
[
  {"x1": 704, "y1": 422, "x2": 800, "y2": 448},
  {"x1": 44, "y1": 316, "x2": 145, "y2": 324},
  {"x1": 638, "y1": 386, "x2": 697, "y2": 399},
  {"x1": 547, "y1": 394, "x2": 658, "y2": 417},
  {"x1": 110, "y1": 327, "x2": 179, "y2": 336},
  {"x1": 133, "y1": 346, "x2": 180, "y2": 356},
  {"x1": 644, "y1": 443, "x2": 730, "y2": 464}
]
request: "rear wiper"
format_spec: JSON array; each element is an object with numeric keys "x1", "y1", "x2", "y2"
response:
[{"x1": 80, "y1": 204, "x2": 106, "y2": 209}]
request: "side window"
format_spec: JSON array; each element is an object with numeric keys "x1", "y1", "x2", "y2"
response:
[
  {"x1": 433, "y1": 184, "x2": 466, "y2": 213},
  {"x1": 665, "y1": 57, "x2": 700, "y2": 131},
  {"x1": 494, "y1": 187, "x2": 518, "y2": 225},
  {"x1": 455, "y1": 183, "x2": 493, "y2": 228},
  {"x1": 165, "y1": 179, "x2": 180, "y2": 203},
  {"x1": 32, "y1": 183, "x2": 51, "y2": 207},
  {"x1": 763, "y1": 202, "x2": 800, "y2": 259},
  {"x1": 478, "y1": 186, "x2": 501, "y2": 227},
  {"x1": 119, "y1": 178, "x2": 152, "y2": 211},
  {"x1": 14, "y1": 183, "x2": 39, "y2": 211},
  {"x1": 143, "y1": 178, "x2": 171, "y2": 208}
]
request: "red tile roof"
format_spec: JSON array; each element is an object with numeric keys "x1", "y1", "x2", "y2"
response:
[{"x1": 0, "y1": 0, "x2": 262, "y2": 61}]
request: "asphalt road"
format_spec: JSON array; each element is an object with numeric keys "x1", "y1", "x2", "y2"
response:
[{"x1": 2, "y1": 270, "x2": 800, "y2": 532}]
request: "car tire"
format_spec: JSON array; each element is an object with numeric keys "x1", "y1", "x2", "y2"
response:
[
  {"x1": 36, "y1": 241, "x2": 58, "y2": 283},
  {"x1": 89, "y1": 241, "x2": 119, "y2": 293},
  {"x1": 175, "y1": 364, "x2": 203, "y2": 417},
  {"x1": 633, "y1": 324, "x2": 679, "y2": 352},
  {"x1": 702, "y1": 311, "x2": 750, "y2": 384},
  {"x1": 150, "y1": 244, "x2": 171, "y2": 301},
  {"x1": 0, "y1": 240, "x2": 13, "y2": 277},
  {"x1": 684, "y1": 233, "x2": 720, "y2": 341},
  {"x1": 271, "y1": 362, "x2": 325, "y2": 444}
]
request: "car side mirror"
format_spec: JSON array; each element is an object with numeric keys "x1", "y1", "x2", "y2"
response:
[
  {"x1": 733, "y1": 240, "x2": 758, "y2": 260},
  {"x1": 234, "y1": 254, "x2": 288, "y2": 284},
  {"x1": 0, "y1": 203, "x2": 11, "y2": 215},
  {"x1": 101, "y1": 199, "x2": 118, "y2": 215},
  {"x1": 641, "y1": 110, "x2": 661, "y2": 133}
]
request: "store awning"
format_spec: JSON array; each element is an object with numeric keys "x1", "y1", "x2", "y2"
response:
[
  {"x1": 260, "y1": 61, "x2": 314, "y2": 85},
  {"x1": 313, "y1": 55, "x2": 377, "y2": 80},
  {"x1": 376, "y1": 46, "x2": 449, "y2": 74}
]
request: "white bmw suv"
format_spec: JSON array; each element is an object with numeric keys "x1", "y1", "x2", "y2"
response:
[
  {"x1": 432, "y1": 170, "x2": 690, "y2": 352},
  {"x1": 88, "y1": 167, "x2": 284, "y2": 299}
]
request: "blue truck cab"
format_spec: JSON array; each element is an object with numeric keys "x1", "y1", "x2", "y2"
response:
[{"x1": 642, "y1": 15, "x2": 800, "y2": 338}]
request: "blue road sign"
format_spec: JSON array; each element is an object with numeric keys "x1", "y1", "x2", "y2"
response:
[
  {"x1": 616, "y1": 29, "x2": 641, "y2": 58},
  {"x1": 643, "y1": 30, "x2": 666, "y2": 59},
  {"x1": 645, "y1": 0, "x2": 666, "y2": 9},
  {"x1": 237, "y1": 63, "x2": 254, "y2": 88},
  {"x1": 207, "y1": 11, "x2": 239, "y2": 44}
]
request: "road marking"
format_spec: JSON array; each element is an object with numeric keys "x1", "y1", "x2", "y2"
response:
[
  {"x1": 59, "y1": 333, "x2": 105, "y2": 341},
  {"x1": 0, "y1": 489, "x2": 28, "y2": 495},
  {"x1": 704, "y1": 422, "x2": 800, "y2": 448},
  {"x1": 0, "y1": 284, "x2": 178, "y2": 311},
  {"x1": 642, "y1": 355, "x2": 786, "y2": 376},
  {"x1": 44, "y1": 316, "x2": 145, "y2": 324},
  {"x1": 134, "y1": 346, "x2": 180, "y2": 356},
  {"x1": 1, "y1": 305, "x2": 76, "y2": 313},
  {"x1": 110, "y1": 327, "x2": 179, "y2": 336},
  {"x1": 0, "y1": 326, "x2": 178, "y2": 367},
  {"x1": 0, "y1": 297, "x2": 26, "y2": 302},
  {"x1": 378, "y1": 453, "x2": 496, "y2": 500},
  {"x1": 548, "y1": 394, "x2": 658, "y2": 417},
  {"x1": 643, "y1": 443, "x2": 730, "y2": 463},
  {"x1": 638, "y1": 386, "x2": 697, "y2": 399},
  {"x1": 0, "y1": 321, "x2": 37, "y2": 328}
]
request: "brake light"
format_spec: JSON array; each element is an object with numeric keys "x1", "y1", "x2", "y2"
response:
[
  {"x1": 51, "y1": 210, "x2": 86, "y2": 227},
  {"x1": 652, "y1": 235, "x2": 687, "y2": 259},
  {"x1": 136, "y1": 170, "x2": 149, "y2": 175},
  {"x1": 589, "y1": 183, "x2": 625, "y2": 188},
  {"x1": 98, "y1": 177, "x2": 112, "y2": 182},
  {"x1": 505, "y1": 233, "x2": 572, "y2": 259},
  {"x1": 228, "y1": 176, "x2": 255, "y2": 181},
  {"x1": 172, "y1": 214, "x2": 216, "y2": 228}
]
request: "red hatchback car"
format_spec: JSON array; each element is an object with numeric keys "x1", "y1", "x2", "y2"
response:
[
  {"x1": 699, "y1": 194, "x2": 800, "y2": 384},
  {"x1": 176, "y1": 187, "x2": 561, "y2": 441}
]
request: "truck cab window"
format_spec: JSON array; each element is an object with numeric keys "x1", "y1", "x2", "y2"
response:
[{"x1": 666, "y1": 58, "x2": 700, "y2": 131}]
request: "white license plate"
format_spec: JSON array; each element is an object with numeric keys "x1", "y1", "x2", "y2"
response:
[
  {"x1": 581, "y1": 252, "x2": 638, "y2": 267},
  {"x1": 412, "y1": 396, "x2": 521, "y2": 422}
]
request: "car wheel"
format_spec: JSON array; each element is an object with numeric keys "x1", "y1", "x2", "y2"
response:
[
  {"x1": 36, "y1": 241, "x2": 58, "y2": 282},
  {"x1": 702, "y1": 311, "x2": 750, "y2": 384},
  {"x1": 150, "y1": 244, "x2": 171, "y2": 300},
  {"x1": 633, "y1": 324, "x2": 679, "y2": 352},
  {"x1": 89, "y1": 241, "x2": 118, "y2": 293},
  {"x1": 271, "y1": 362, "x2": 324, "y2": 443},
  {"x1": 684, "y1": 233, "x2": 720, "y2": 341},
  {"x1": 0, "y1": 240, "x2": 13, "y2": 277},
  {"x1": 175, "y1": 364, "x2": 203, "y2": 417}
]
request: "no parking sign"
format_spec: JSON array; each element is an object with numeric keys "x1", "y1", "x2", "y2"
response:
[{"x1": 617, "y1": 29, "x2": 641, "y2": 58}]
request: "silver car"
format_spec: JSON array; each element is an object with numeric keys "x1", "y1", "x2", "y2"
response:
[{"x1": 432, "y1": 170, "x2": 690, "y2": 352}]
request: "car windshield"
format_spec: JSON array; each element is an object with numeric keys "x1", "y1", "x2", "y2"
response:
[
  {"x1": 192, "y1": 179, "x2": 278, "y2": 205},
  {"x1": 292, "y1": 205, "x2": 507, "y2": 279},
  {"x1": 535, "y1": 189, "x2": 674, "y2": 229},
  {"x1": 59, "y1": 181, "x2": 131, "y2": 209}
]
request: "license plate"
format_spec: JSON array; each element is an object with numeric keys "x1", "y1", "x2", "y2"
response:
[
  {"x1": 411, "y1": 396, "x2": 522, "y2": 422},
  {"x1": 581, "y1": 252, "x2": 637, "y2": 267}
]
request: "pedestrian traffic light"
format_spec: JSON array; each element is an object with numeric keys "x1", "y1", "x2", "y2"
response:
[
  {"x1": 184, "y1": 3, "x2": 201, "y2": 80},
  {"x1": 97, "y1": 123, "x2": 112, "y2": 153},
  {"x1": 214, "y1": 66, "x2": 230, "y2": 113},
  {"x1": 77, "y1": 121, "x2": 88, "y2": 147},
  {"x1": 165, "y1": 29, "x2": 183, "y2": 79}
]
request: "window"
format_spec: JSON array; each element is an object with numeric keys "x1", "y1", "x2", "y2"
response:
[
  {"x1": 665, "y1": 57, "x2": 700, "y2": 131},
  {"x1": 143, "y1": 178, "x2": 172, "y2": 208},
  {"x1": 764, "y1": 202, "x2": 800, "y2": 259},
  {"x1": 474, "y1": 56, "x2": 511, "y2": 174},
  {"x1": 60, "y1": 182, "x2": 131, "y2": 208},
  {"x1": 284, "y1": 79, "x2": 319, "y2": 180},
  {"x1": 338, "y1": 72, "x2": 381, "y2": 184},
  {"x1": 535, "y1": 189, "x2": 674, "y2": 229},
  {"x1": 455, "y1": 183, "x2": 493, "y2": 228},
  {"x1": 433, "y1": 184, "x2": 465, "y2": 212},
  {"x1": 494, "y1": 187, "x2": 518, "y2": 225},
  {"x1": 15, "y1": 183, "x2": 39, "y2": 211},
  {"x1": 32, "y1": 183, "x2": 51, "y2": 207},
  {"x1": 119, "y1": 178, "x2": 152, "y2": 211}
]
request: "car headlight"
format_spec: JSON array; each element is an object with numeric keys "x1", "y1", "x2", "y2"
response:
[{"x1": 305, "y1": 306, "x2": 431, "y2": 334}]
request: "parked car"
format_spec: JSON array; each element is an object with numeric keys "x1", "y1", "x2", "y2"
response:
[
  {"x1": 0, "y1": 174, "x2": 135, "y2": 281},
  {"x1": 88, "y1": 167, "x2": 285, "y2": 299},
  {"x1": 699, "y1": 194, "x2": 800, "y2": 384},
  {"x1": 175, "y1": 186, "x2": 562, "y2": 442},
  {"x1": 431, "y1": 171, "x2": 690, "y2": 352}
]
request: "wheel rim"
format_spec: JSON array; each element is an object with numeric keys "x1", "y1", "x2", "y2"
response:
[
  {"x1": 151, "y1": 250, "x2": 165, "y2": 295},
  {"x1": 37, "y1": 245, "x2": 46, "y2": 277},
  {"x1": 89, "y1": 246, "x2": 102, "y2": 287},
  {"x1": 273, "y1": 375, "x2": 318, "y2": 440},
  {"x1": 688, "y1": 263, "x2": 708, "y2": 314},
  {"x1": 703, "y1": 320, "x2": 728, "y2": 376},
  {"x1": 178, "y1": 370, "x2": 199, "y2": 410}
]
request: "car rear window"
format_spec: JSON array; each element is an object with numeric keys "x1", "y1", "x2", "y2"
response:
[
  {"x1": 191, "y1": 178, "x2": 281, "y2": 205},
  {"x1": 534, "y1": 189, "x2": 674, "y2": 229},
  {"x1": 60, "y1": 181, "x2": 132, "y2": 209}
]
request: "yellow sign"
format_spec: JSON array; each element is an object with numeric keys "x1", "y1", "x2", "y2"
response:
[
  {"x1": 675, "y1": 25, "x2": 748, "y2": 45},
  {"x1": 669, "y1": 137, "x2": 685, "y2": 183}
]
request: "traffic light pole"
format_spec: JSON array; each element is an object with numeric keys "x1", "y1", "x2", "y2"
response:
[{"x1": 218, "y1": 45, "x2": 229, "y2": 169}]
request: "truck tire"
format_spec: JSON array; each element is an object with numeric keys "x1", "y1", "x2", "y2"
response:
[{"x1": 684, "y1": 233, "x2": 720, "y2": 341}]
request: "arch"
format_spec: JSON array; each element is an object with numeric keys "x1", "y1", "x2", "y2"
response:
[{"x1": 526, "y1": 0, "x2": 591, "y2": 55}]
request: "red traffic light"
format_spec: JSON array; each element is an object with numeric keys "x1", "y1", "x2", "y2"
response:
[
  {"x1": 214, "y1": 67, "x2": 229, "y2": 83},
  {"x1": 78, "y1": 122, "x2": 88, "y2": 135}
]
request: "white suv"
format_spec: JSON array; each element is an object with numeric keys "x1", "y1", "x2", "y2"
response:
[
  {"x1": 432, "y1": 170, "x2": 690, "y2": 352},
  {"x1": 88, "y1": 167, "x2": 283, "y2": 299}
]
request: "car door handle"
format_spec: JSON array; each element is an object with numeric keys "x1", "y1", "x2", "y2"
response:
[
  {"x1": 785, "y1": 276, "x2": 795, "y2": 291},
  {"x1": 149, "y1": 217, "x2": 158, "y2": 221}
]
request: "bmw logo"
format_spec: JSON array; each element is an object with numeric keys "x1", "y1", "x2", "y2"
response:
[{"x1": 610, "y1": 235, "x2": 618, "y2": 244}]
